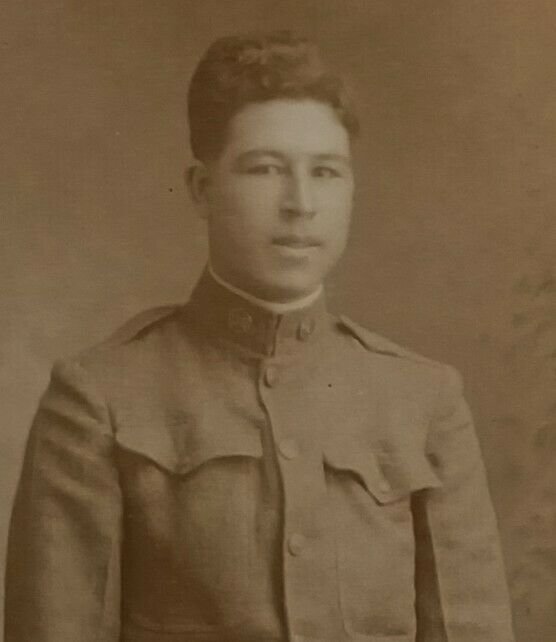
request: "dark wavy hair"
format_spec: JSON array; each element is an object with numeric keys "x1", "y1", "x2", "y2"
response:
[{"x1": 187, "y1": 31, "x2": 360, "y2": 162}]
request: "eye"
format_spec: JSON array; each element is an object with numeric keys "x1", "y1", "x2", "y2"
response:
[
  {"x1": 246, "y1": 164, "x2": 285, "y2": 175},
  {"x1": 312, "y1": 165, "x2": 342, "y2": 178}
]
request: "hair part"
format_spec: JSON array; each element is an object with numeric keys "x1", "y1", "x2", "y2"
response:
[{"x1": 187, "y1": 31, "x2": 360, "y2": 162}]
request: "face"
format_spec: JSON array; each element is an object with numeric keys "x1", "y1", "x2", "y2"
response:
[{"x1": 191, "y1": 99, "x2": 355, "y2": 302}]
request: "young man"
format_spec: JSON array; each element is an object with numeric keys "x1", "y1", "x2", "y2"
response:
[{"x1": 5, "y1": 32, "x2": 515, "y2": 642}]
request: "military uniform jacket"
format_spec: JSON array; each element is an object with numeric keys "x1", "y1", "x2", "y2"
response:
[{"x1": 5, "y1": 271, "x2": 515, "y2": 642}]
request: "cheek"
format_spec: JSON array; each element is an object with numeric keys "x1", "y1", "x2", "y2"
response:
[
  {"x1": 221, "y1": 180, "x2": 281, "y2": 221},
  {"x1": 318, "y1": 190, "x2": 353, "y2": 234},
  {"x1": 316, "y1": 179, "x2": 353, "y2": 208},
  {"x1": 208, "y1": 192, "x2": 270, "y2": 256}
]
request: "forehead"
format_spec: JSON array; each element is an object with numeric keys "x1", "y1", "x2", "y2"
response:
[{"x1": 223, "y1": 99, "x2": 351, "y2": 158}]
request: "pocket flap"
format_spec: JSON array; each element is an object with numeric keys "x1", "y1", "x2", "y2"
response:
[
  {"x1": 323, "y1": 442, "x2": 441, "y2": 504},
  {"x1": 114, "y1": 408, "x2": 263, "y2": 476}
]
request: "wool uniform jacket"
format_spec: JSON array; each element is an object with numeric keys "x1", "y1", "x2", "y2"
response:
[{"x1": 4, "y1": 270, "x2": 515, "y2": 642}]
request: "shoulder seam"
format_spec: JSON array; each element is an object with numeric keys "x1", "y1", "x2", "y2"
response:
[
  {"x1": 117, "y1": 305, "x2": 182, "y2": 344},
  {"x1": 71, "y1": 304, "x2": 182, "y2": 362},
  {"x1": 338, "y1": 314, "x2": 443, "y2": 367}
]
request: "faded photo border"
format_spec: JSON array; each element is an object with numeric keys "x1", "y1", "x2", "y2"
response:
[{"x1": 1, "y1": 2, "x2": 555, "y2": 640}]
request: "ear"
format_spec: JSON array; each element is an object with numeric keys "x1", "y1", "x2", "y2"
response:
[{"x1": 185, "y1": 163, "x2": 211, "y2": 219}]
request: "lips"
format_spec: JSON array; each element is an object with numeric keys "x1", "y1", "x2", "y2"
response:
[{"x1": 272, "y1": 235, "x2": 321, "y2": 249}]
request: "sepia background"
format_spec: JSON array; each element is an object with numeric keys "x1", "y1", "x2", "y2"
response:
[{"x1": 1, "y1": 1, "x2": 555, "y2": 639}]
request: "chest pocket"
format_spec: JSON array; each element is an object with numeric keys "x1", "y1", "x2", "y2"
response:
[
  {"x1": 323, "y1": 443, "x2": 441, "y2": 505},
  {"x1": 113, "y1": 409, "x2": 264, "y2": 631},
  {"x1": 323, "y1": 441, "x2": 441, "y2": 639}
]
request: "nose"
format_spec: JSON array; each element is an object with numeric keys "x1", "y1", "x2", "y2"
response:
[{"x1": 281, "y1": 170, "x2": 316, "y2": 219}]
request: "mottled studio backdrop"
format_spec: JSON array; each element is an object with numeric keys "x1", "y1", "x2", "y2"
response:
[{"x1": 1, "y1": 1, "x2": 555, "y2": 640}]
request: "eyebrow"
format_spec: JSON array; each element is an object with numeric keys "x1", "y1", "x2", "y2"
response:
[
  {"x1": 313, "y1": 153, "x2": 352, "y2": 165},
  {"x1": 235, "y1": 150, "x2": 284, "y2": 163},
  {"x1": 234, "y1": 149, "x2": 352, "y2": 165}
]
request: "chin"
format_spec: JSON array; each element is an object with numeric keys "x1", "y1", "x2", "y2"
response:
[{"x1": 256, "y1": 274, "x2": 322, "y2": 303}]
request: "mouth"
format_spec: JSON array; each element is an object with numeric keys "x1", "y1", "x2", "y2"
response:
[{"x1": 272, "y1": 235, "x2": 322, "y2": 249}]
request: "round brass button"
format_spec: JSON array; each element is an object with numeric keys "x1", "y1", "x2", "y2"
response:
[
  {"x1": 288, "y1": 533, "x2": 307, "y2": 556},
  {"x1": 263, "y1": 365, "x2": 278, "y2": 387},
  {"x1": 297, "y1": 318, "x2": 316, "y2": 341},
  {"x1": 278, "y1": 438, "x2": 300, "y2": 460},
  {"x1": 228, "y1": 308, "x2": 253, "y2": 334}
]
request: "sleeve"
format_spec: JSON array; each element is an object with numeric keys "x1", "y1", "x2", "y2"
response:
[
  {"x1": 412, "y1": 365, "x2": 515, "y2": 642},
  {"x1": 4, "y1": 358, "x2": 122, "y2": 642}
]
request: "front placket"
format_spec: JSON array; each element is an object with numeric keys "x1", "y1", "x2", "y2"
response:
[{"x1": 257, "y1": 356, "x2": 345, "y2": 642}]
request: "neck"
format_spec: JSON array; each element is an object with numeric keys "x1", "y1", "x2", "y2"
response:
[
  {"x1": 187, "y1": 267, "x2": 328, "y2": 357},
  {"x1": 208, "y1": 263, "x2": 324, "y2": 314}
]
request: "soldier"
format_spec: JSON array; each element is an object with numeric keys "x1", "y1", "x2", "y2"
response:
[{"x1": 5, "y1": 31, "x2": 515, "y2": 641}]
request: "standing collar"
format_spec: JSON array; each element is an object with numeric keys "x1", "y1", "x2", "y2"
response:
[
  {"x1": 185, "y1": 267, "x2": 328, "y2": 357},
  {"x1": 207, "y1": 263, "x2": 324, "y2": 314}
]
